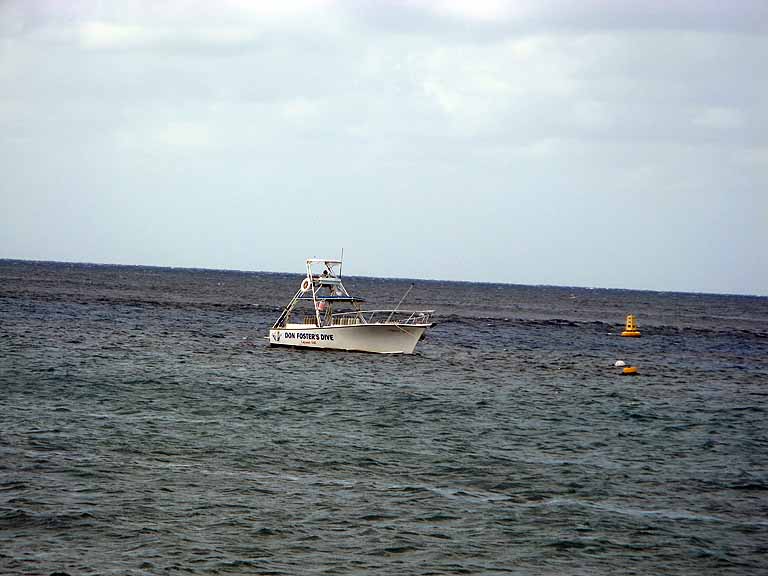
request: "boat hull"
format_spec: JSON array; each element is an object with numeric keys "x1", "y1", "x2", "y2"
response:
[{"x1": 268, "y1": 324, "x2": 429, "y2": 354}]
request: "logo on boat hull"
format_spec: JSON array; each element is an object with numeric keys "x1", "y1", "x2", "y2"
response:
[{"x1": 271, "y1": 331, "x2": 281, "y2": 342}]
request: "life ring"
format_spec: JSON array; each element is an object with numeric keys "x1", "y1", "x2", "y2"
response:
[{"x1": 301, "y1": 278, "x2": 311, "y2": 292}]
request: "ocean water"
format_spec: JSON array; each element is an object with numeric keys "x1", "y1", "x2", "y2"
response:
[{"x1": 1, "y1": 259, "x2": 767, "y2": 575}]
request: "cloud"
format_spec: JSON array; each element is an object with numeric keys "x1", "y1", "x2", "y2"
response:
[
  {"x1": 116, "y1": 120, "x2": 212, "y2": 154},
  {"x1": 515, "y1": 138, "x2": 568, "y2": 159},
  {"x1": 734, "y1": 147, "x2": 768, "y2": 168},
  {"x1": 5, "y1": 0, "x2": 768, "y2": 44},
  {"x1": 2, "y1": 0, "x2": 341, "y2": 51},
  {"x1": 77, "y1": 21, "x2": 270, "y2": 50},
  {"x1": 349, "y1": 0, "x2": 768, "y2": 39},
  {"x1": 221, "y1": 0, "x2": 336, "y2": 20},
  {"x1": 423, "y1": 0, "x2": 530, "y2": 23},
  {"x1": 692, "y1": 107, "x2": 743, "y2": 130},
  {"x1": 79, "y1": 21, "x2": 169, "y2": 49},
  {"x1": 280, "y1": 98, "x2": 323, "y2": 123},
  {"x1": 411, "y1": 36, "x2": 579, "y2": 131}
]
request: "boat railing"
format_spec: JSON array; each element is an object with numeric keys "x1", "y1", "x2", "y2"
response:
[
  {"x1": 329, "y1": 315, "x2": 362, "y2": 326},
  {"x1": 330, "y1": 309, "x2": 433, "y2": 326},
  {"x1": 328, "y1": 312, "x2": 363, "y2": 326}
]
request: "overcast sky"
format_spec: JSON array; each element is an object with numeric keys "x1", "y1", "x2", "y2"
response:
[{"x1": 1, "y1": 1, "x2": 766, "y2": 295}]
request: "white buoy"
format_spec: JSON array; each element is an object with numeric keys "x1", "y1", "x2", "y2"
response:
[{"x1": 614, "y1": 360, "x2": 626, "y2": 367}]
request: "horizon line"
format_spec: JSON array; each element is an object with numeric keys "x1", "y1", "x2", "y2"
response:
[{"x1": 0, "y1": 257, "x2": 765, "y2": 299}]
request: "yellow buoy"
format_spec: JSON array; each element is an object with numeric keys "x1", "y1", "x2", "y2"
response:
[
  {"x1": 622, "y1": 366, "x2": 638, "y2": 375},
  {"x1": 621, "y1": 314, "x2": 641, "y2": 337}
]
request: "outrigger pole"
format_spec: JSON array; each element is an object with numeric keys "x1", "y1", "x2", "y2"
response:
[
  {"x1": 386, "y1": 283, "x2": 414, "y2": 323},
  {"x1": 273, "y1": 288, "x2": 302, "y2": 329}
]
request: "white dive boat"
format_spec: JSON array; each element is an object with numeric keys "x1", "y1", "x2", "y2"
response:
[{"x1": 268, "y1": 258, "x2": 434, "y2": 354}]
